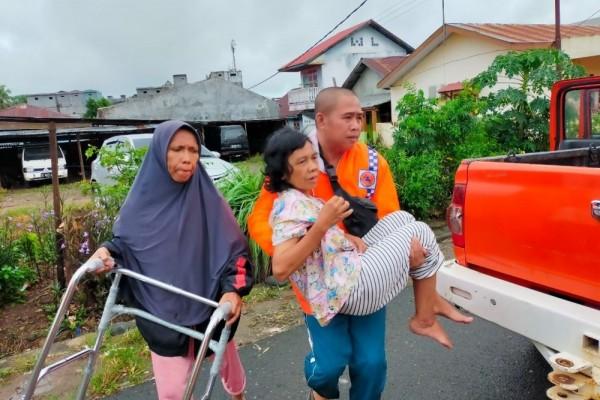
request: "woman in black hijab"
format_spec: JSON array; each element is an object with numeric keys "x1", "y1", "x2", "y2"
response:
[{"x1": 87, "y1": 121, "x2": 252, "y2": 399}]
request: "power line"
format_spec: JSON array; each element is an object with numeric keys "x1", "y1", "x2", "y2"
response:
[
  {"x1": 575, "y1": 6, "x2": 600, "y2": 26},
  {"x1": 247, "y1": 0, "x2": 369, "y2": 90}
]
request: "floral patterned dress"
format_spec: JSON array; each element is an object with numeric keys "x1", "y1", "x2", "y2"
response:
[{"x1": 270, "y1": 189, "x2": 362, "y2": 326}]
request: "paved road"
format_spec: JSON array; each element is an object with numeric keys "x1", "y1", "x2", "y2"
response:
[{"x1": 107, "y1": 291, "x2": 551, "y2": 400}]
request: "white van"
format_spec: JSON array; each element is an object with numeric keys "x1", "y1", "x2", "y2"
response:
[{"x1": 21, "y1": 145, "x2": 68, "y2": 183}]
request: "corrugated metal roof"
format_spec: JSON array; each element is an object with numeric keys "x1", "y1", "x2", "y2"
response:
[
  {"x1": 438, "y1": 82, "x2": 463, "y2": 93},
  {"x1": 280, "y1": 20, "x2": 413, "y2": 72},
  {"x1": 450, "y1": 23, "x2": 600, "y2": 44},
  {"x1": 0, "y1": 104, "x2": 75, "y2": 119},
  {"x1": 362, "y1": 56, "x2": 407, "y2": 76}
]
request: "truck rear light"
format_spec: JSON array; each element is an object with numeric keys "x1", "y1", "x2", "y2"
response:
[{"x1": 447, "y1": 183, "x2": 465, "y2": 247}]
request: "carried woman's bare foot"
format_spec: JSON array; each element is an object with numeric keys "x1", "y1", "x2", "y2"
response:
[
  {"x1": 409, "y1": 317, "x2": 453, "y2": 349},
  {"x1": 434, "y1": 294, "x2": 473, "y2": 324}
]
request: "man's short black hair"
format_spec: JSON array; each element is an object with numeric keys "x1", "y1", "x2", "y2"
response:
[{"x1": 263, "y1": 127, "x2": 312, "y2": 193}]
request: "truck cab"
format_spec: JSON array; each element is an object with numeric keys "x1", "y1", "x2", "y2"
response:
[{"x1": 440, "y1": 76, "x2": 600, "y2": 400}]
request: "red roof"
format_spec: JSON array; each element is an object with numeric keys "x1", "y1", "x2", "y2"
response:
[
  {"x1": 0, "y1": 104, "x2": 74, "y2": 118},
  {"x1": 280, "y1": 19, "x2": 413, "y2": 72},
  {"x1": 362, "y1": 56, "x2": 407, "y2": 76},
  {"x1": 438, "y1": 82, "x2": 463, "y2": 93},
  {"x1": 451, "y1": 23, "x2": 600, "y2": 44}
]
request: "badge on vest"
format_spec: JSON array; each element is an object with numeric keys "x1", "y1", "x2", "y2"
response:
[{"x1": 358, "y1": 169, "x2": 377, "y2": 189}]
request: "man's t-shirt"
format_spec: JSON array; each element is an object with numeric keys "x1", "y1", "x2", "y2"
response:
[{"x1": 248, "y1": 131, "x2": 400, "y2": 314}]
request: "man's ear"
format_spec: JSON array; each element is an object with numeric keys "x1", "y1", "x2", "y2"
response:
[{"x1": 315, "y1": 112, "x2": 325, "y2": 128}]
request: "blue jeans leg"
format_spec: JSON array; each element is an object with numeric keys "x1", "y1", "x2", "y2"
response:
[
  {"x1": 304, "y1": 313, "x2": 352, "y2": 399},
  {"x1": 348, "y1": 306, "x2": 387, "y2": 400}
]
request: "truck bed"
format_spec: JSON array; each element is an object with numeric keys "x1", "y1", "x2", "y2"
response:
[{"x1": 460, "y1": 147, "x2": 600, "y2": 306}]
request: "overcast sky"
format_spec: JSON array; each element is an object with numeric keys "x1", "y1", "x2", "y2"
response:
[{"x1": 1, "y1": 0, "x2": 598, "y2": 99}]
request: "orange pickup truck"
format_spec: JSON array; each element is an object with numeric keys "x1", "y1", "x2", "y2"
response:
[{"x1": 439, "y1": 76, "x2": 600, "y2": 400}]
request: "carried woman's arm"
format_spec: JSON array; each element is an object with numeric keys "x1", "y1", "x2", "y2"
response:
[{"x1": 272, "y1": 196, "x2": 353, "y2": 281}]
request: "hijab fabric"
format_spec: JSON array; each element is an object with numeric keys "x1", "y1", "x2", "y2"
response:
[{"x1": 113, "y1": 120, "x2": 248, "y2": 325}]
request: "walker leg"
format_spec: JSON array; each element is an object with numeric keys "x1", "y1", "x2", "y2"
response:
[
  {"x1": 22, "y1": 266, "x2": 92, "y2": 400},
  {"x1": 200, "y1": 325, "x2": 231, "y2": 400},
  {"x1": 75, "y1": 272, "x2": 122, "y2": 400}
]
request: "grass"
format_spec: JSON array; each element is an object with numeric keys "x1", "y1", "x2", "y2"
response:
[
  {"x1": 0, "y1": 352, "x2": 37, "y2": 384},
  {"x1": 234, "y1": 154, "x2": 264, "y2": 173},
  {"x1": 244, "y1": 283, "x2": 288, "y2": 305},
  {"x1": 88, "y1": 328, "x2": 151, "y2": 397}
]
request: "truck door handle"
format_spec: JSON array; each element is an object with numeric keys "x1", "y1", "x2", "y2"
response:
[{"x1": 593, "y1": 200, "x2": 600, "y2": 219}]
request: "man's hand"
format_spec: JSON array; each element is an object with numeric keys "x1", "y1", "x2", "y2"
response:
[
  {"x1": 88, "y1": 247, "x2": 115, "y2": 274},
  {"x1": 345, "y1": 234, "x2": 368, "y2": 253},
  {"x1": 408, "y1": 237, "x2": 428, "y2": 268},
  {"x1": 219, "y1": 292, "x2": 242, "y2": 326}
]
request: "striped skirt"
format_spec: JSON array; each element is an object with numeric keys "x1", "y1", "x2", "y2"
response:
[{"x1": 339, "y1": 211, "x2": 444, "y2": 315}]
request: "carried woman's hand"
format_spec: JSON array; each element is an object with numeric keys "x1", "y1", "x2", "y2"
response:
[
  {"x1": 315, "y1": 196, "x2": 353, "y2": 231},
  {"x1": 219, "y1": 292, "x2": 242, "y2": 326},
  {"x1": 88, "y1": 247, "x2": 115, "y2": 274},
  {"x1": 345, "y1": 233, "x2": 368, "y2": 253}
]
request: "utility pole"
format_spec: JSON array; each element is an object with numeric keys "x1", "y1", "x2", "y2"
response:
[
  {"x1": 231, "y1": 40, "x2": 237, "y2": 71},
  {"x1": 554, "y1": 0, "x2": 561, "y2": 50},
  {"x1": 442, "y1": 0, "x2": 447, "y2": 40}
]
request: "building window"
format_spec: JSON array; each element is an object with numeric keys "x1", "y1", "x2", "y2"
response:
[
  {"x1": 49, "y1": 96, "x2": 53, "y2": 100},
  {"x1": 34, "y1": 97, "x2": 39, "y2": 100},
  {"x1": 143, "y1": 90, "x2": 148, "y2": 94},
  {"x1": 156, "y1": 90, "x2": 160, "y2": 93},
  {"x1": 302, "y1": 68, "x2": 319, "y2": 88}
]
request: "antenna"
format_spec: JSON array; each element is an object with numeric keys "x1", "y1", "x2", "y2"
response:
[{"x1": 231, "y1": 39, "x2": 237, "y2": 71}]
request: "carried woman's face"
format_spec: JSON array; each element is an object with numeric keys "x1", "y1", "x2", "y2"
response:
[
  {"x1": 167, "y1": 129, "x2": 200, "y2": 183},
  {"x1": 285, "y1": 141, "x2": 319, "y2": 192}
]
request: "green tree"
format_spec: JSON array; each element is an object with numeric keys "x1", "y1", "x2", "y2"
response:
[
  {"x1": 0, "y1": 84, "x2": 25, "y2": 109},
  {"x1": 473, "y1": 49, "x2": 586, "y2": 152},
  {"x1": 84, "y1": 97, "x2": 112, "y2": 118}
]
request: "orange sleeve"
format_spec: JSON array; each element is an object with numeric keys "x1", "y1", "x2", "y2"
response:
[
  {"x1": 248, "y1": 186, "x2": 277, "y2": 256},
  {"x1": 373, "y1": 154, "x2": 401, "y2": 218}
]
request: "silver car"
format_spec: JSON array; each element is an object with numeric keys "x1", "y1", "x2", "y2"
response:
[{"x1": 91, "y1": 133, "x2": 239, "y2": 185}]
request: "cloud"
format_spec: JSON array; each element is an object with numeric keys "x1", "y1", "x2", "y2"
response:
[{"x1": 0, "y1": 0, "x2": 598, "y2": 99}]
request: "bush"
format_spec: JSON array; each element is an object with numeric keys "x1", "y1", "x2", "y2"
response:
[
  {"x1": 0, "y1": 265, "x2": 35, "y2": 305},
  {"x1": 217, "y1": 170, "x2": 271, "y2": 282}
]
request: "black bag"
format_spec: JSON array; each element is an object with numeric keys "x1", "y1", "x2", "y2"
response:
[{"x1": 321, "y1": 151, "x2": 378, "y2": 237}]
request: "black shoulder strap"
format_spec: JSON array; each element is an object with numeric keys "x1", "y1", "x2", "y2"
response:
[{"x1": 318, "y1": 144, "x2": 343, "y2": 194}]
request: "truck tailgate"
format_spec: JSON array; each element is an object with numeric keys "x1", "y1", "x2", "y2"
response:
[{"x1": 464, "y1": 161, "x2": 600, "y2": 305}]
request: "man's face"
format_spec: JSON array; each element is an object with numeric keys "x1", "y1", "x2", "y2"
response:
[{"x1": 317, "y1": 94, "x2": 363, "y2": 152}]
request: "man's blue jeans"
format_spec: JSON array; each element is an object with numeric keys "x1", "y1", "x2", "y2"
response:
[{"x1": 304, "y1": 307, "x2": 387, "y2": 400}]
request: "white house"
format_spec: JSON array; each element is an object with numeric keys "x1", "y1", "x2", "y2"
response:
[
  {"x1": 377, "y1": 23, "x2": 600, "y2": 123},
  {"x1": 279, "y1": 19, "x2": 413, "y2": 114}
]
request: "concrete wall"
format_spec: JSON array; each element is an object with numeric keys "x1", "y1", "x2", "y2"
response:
[
  {"x1": 98, "y1": 78, "x2": 279, "y2": 121},
  {"x1": 316, "y1": 26, "x2": 408, "y2": 88},
  {"x1": 26, "y1": 91, "x2": 101, "y2": 116},
  {"x1": 353, "y1": 68, "x2": 388, "y2": 98},
  {"x1": 574, "y1": 55, "x2": 600, "y2": 76}
]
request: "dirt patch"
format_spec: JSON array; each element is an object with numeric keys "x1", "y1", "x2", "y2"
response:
[{"x1": 0, "y1": 183, "x2": 90, "y2": 215}]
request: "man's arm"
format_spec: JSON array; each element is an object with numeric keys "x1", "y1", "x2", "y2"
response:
[
  {"x1": 373, "y1": 155, "x2": 400, "y2": 217},
  {"x1": 247, "y1": 187, "x2": 277, "y2": 256}
]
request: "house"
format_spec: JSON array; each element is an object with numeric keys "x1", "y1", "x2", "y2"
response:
[
  {"x1": 378, "y1": 23, "x2": 600, "y2": 122},
  {"x1": 279, "y1": 19, "x2": 413, "y2": 116},
  {"x1": 25, "y1": 89, "x2": 102, "y2": 117},
  {"x1": 0, "y1": 104, "x2": 90, "y2": 131},
  {"x1": 340, "y1": 56, "x2": 406, "y2": 145}
]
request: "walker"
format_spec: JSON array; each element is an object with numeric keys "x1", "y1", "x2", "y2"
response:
[{"x1": 22, "y1": 258, "x2": 233, "y2": 400}]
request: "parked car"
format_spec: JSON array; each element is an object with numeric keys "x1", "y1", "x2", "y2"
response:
[
  {"x1": 204, "y1": 124, "x2": 250, "y2": 160},
  {"x1": 21, "y1": 144, "x2": 68, "y2": 184},
  {"x1": 91, "y1": 133, "x2": 239, "y2": 185}
]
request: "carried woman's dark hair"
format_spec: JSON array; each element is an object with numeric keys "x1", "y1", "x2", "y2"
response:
[{"x1": 263, "y1": 127, "x2": 312, "y2": 193}]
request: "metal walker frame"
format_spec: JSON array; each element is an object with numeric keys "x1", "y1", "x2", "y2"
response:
[{"x1": 22, "y1": 259, "x2": 233, "y2": 400}]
